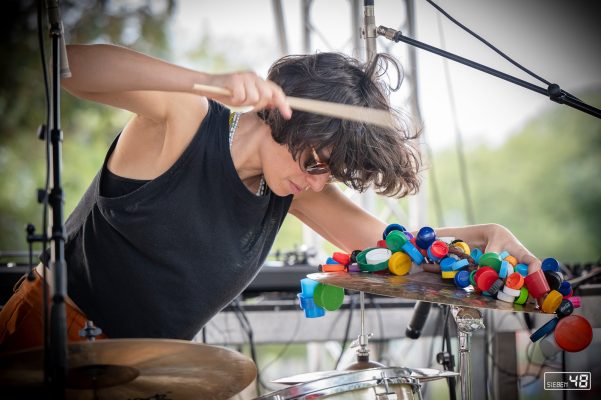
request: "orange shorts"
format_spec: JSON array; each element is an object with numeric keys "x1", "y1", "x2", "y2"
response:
[{"x1": 0, "y1": 273, "x2": 107, "y2": 354}]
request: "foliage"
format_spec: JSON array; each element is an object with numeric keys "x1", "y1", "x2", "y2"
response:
[{"x1": 428, "y1": 92, "x2": 601, "y2": 263}]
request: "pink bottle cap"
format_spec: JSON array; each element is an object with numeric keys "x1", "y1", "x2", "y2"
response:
[{"x1": 568, "y1": 296, "x2": 581, "y2": 308}]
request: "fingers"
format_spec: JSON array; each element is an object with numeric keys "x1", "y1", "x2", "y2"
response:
[{"x1": 209, "y1": 72, "x2": 292, "y2": 119}]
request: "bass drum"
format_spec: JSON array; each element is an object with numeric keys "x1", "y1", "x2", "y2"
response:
[{"x1": 256, "y1": 367, "x2": 453, "y2": 399}]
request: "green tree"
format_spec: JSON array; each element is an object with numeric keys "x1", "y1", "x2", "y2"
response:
[
  {"x1": 429, "y1": 92, "x2": 601, "y2": 263},
  {"x1": 0, "y1": 0, "x2": 175, "y2": 250}
]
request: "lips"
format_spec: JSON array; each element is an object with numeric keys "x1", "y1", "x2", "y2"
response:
[{"x1": 289, "y1": 180, "x2": 302, "y2": 194}]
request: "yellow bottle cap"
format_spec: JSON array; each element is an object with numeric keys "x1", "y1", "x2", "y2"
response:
[
  {"x1": 541, "y1": 290, "x2": 563, "y2": 313},
  {"x1": 388, "y1": 251, "x2": 412, "y2": 276}
]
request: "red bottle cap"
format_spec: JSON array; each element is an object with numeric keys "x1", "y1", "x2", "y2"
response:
[
  {"x1": 332, "y1": 252, "x2": 350, "y2": 266},
  {"x1": 429, "y1": 240, "x2": 449, "y2": 259},
  {"x1": 505, "y1": 272, "x2": 525, "y2": 290},
  {"x1": 524, "y1": 269, "x2": 550, "y2": 298},
  {"x1": 554, "y1": 315, "x2": 593, "y2": 352},
  {"x1": 477, "y1": 270, "x2": 499, "y2": 292},
  {"x1": 474, "y1": 266, "x2": 496, "y2": 283},
  {"x1": 376, "y1": 239, "x2": 388, "y2": 248}
]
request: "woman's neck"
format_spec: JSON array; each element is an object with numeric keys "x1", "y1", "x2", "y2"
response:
[{"x1": 230, "y1": 112, "x2": 269, "y2": 182}]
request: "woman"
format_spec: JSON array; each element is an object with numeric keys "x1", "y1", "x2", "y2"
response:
[{"x1": 0, "y1": 44, "x2": 541, "y2": 351}]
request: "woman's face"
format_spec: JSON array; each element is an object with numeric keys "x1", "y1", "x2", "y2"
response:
[{"x1": 261, "y1": 140, "x2": 332, "y2": 197}]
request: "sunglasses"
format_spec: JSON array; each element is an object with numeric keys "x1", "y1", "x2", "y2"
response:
[{"x1": 304, "y1": 147, "x2": 331, "y2": 175}]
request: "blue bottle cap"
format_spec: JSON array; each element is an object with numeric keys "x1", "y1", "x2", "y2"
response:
[
  {"x1": 297, "y1": 293, "x2": 325, "y2": 318},
  {"x1": 416, "y1": 226, "x2": 436, "y2": 250},
  {"x1": 402, "y1": 241, "x2": 424, "y2": 264},
  {"x1": 454, "y1": 270, "x2": 471, "y2": 288},
  {"x1": 383, "y1": 223, "x2": 406, "y2": 239},
  {"x1": 515, "y1": 263, "x2": 528, "y2": 277},
  {"x1": 452, "y1": 259, "x2": 469, "y2": 271},
  {"x1": 300, "y1": 278, "x2": 320, "y2": 297},
  {"x1": 325, "y1": 257, "x2": 341, "y2": 265},
  {"x1": 427, "y1": 247, "x2": 441, "y2": 263},
  {"x1": 471, "y1": 248, "x2": 483, "y2": 264},
  {"x1": 542, "y1": 258, "x2": 560, "y2": 272},
  {"x1": 499, "y1": 250, "x2": 510, "y2": 259},
  {"x1": 499, "y1": 260, "x2": 510, "y2": 279},
  {"x1": 440, "y1": 257, "x2": 456, "y2": 271},
  {"x1": 530, "y1": 317, "x2": 559, "y2": 342},
  {"x1": 558, "y1": 280, "x2": 572, "y2": 296}
]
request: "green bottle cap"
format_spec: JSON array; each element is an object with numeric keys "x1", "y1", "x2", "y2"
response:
[{"x1": 313, "y1": 283, "x2": 344, "y2": 311}]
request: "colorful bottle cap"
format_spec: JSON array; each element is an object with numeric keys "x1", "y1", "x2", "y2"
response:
[
  {"x1": 515, "y1": 263, "x2": 528, "y2": 277},
  {"x1": 365, "y1": 248, "x2": 392, "y2": 265},
  {"x1": 469, "y1": 270, "x2": 478, "y2": 287},
  {"x1": 471, "y1": 248, "x2": 483, "y2": 264},
  {"x1": 499, "y1": 260, "x2": 510, "y2": 279},
  {"x1": 541, "y1": 290, "x2": 563, "y2": 313},
  {"x1": 488, "y1": 279, "x2": 504, "y2": 296},
  {"x1": 541, "y1": 257, "x2": 560, "y2": 272},
  {"x1": 502, "y1": 285, "x2": 521, "y2": 297},
  {"x1": 474, "y1": 266, "x2": 496, "y2": 283},
  {"x1": 451, "y1": 241, "x2": 470, "y2": 255},
  {"x1": 356, "y1": 248, "x2": 390, "y2": 272},
  {"x1": 297, "y1": 293, "x2": 325, "y2": 318},
  {"x1": 454, "y1": 270, "x2": 471, "y2": 288},
  {"x1": 410, "y1": 237, "x2": 428, "y2": 257},
  {"x1": 322, "y1": 263, "x2": 347, "y2": 272},
  {"x1": 388, "y1": 251, "x2": 412, "y2": 276},
  {"x1": 325, "y1": 257, "x2": 340, "y2": 265},
  {"x1": 554, "y1": 315, "x2": 593, "y2": 352},
  {"x1": 496, "y1": 290, "x2": 515, "y2": 303},
  {"x1": 332, "y1": 252, "x2": 350, "y2": 266},
  {"x1": 558, "y1": 280, "x2": 572, "y2": 296},
  {"x1": 477, "y1": 270, "x2": 499, "y2": 292},
  {"x1": 440, "y1": 257, "x2": 456, "y2": 271},
  {"x1": 385, "y1": 230, "x2": 409, "y2": 252},
  {"x1": 544, "y1": 270, "x2": 563, "y2": 291},
  {"x1": 556, "y1": 299, "x2": 574, "y2": 318},
  {"x1": 376, "y1": 239, "x2": 388, "y2": 248},
  {"x1": 429, "y1": 240, "x2": 449, "y2": 260},
  {"x1": 504, "y1": 255, "x2": 518, "y2": 267},
  {"x1": 401, "y1": 241, "x2": 424, "y2": 264},
  {"x1": 348, "y1": 263, "x2": 361, "y2": 272},
  {"x1": 441, "y1": 270, "x2": 457, "y2": 279},
  {"x1": 479, "y1": 252, "x2": 502, "y2": 271},
  {"x1": 383, "y1": 223, "x2": 406, "y2": 239},
  {"x1": 529, "y1": 317, "x2": 559, "y2": 342},
  {"x1": 300, "y1": 278, "x2": 320, "y2": 297},
  {"x1": 499, "y1": 250, "x2": 510, "y2": 259},
  {"x1": 524, "y1": 269, "x2": 550, "y2": 298},
  {"x1": 505, "y1": 272, "x2": 525, "y2": 290},
  {"x1": 568, "y1": 296, "x2": 581, "y2": 308},
  {"x1": 415, "y1": 226, "x2": 436, "y2": 250},
  {"x1": 514, "y1": 287, "x2": 529, "y2": 305},
  {"x1": 403, "y1": 231, "x2": 414, "y2": 240},
  {"x1": 350, "y1": 250, "x2": 362, "y2": 263},
  {"x1": 452, "y1": 259, "x2": 469, "y2": 271},
  {"x1": 313, "y1": 284, "x2": 344, "y2": 311}
]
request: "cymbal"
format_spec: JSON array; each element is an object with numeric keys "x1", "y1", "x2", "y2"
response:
[
  {"x1": 308, "y1": 271, "x2": 544, "y2": 313},
  {"x1": 0, "y1": 339, "x2": 257, "y2": 400}
]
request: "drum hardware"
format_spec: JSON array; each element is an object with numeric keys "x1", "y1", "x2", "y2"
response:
[
  {"x1": 345, "y1": 291, "x2": 387, "y2": 370},
  {"x1": 78, "y1": 321, "x2": 102, "y2": 341},
  {"x1": 451, "y1": 307, "x2": 484, "y2": 400}
]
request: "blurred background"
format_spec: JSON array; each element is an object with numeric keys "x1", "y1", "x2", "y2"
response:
[{"x1": 1, "y1": 1, "x2": 600, "y2": 399}]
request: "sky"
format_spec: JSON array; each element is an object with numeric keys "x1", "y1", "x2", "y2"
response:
[{"x1": 169, "y1": 0, "x2": 601, "y2": 151}]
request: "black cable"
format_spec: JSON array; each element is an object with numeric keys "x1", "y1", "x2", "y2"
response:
[
  {"x1": 232, "y1": 299, "x2": 264, "y2": 395},
  {"x1": 425, "y1": 0, "x2": 551, "y2": 86},
  {"x1": 335, "y1": 294, "x2": 355, "y2": 369}
]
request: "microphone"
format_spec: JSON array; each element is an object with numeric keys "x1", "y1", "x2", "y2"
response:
[
  {"x1": 405, "y1": 301, "x2": 432, "y2": 339},
  {"x1": 363, "y1": 0, "x2": 377, "y2": 60},
  {"x1": 46, "y1": 0, "x2": 71, "y2": 78}
]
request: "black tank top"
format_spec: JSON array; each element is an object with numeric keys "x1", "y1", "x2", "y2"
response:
[{"x1": 63, "y1": 101, "x2": 292, "y2": 339}]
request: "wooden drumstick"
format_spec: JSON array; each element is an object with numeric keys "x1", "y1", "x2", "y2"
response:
[{"x1": 193, "y1": 83, "x2": 396, "y2": 129}]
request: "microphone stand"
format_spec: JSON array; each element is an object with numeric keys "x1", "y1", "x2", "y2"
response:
[
  {"x1": 377, "y1": 26, "x2": 601, "y2": 119},
  {"x1": 46, "y1": 1, "x2": 69, "y2": 397}
]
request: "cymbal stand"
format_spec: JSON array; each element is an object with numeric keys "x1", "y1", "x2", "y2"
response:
[
  {"x1": 346, "y1": 292, "x2": 385, "y2": 370},
  {"x1": 451, "y1": 307, "x2": 484, "y2": 400}
]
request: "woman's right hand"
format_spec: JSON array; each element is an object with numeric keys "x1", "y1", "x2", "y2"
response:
[{"x1": 199, "y1": 72, "x2": 292, "y2": 119}]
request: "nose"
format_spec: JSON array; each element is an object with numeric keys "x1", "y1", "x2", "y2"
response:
[{"x1": 305, "y1": 173, "x2": 331, "y2": 192}]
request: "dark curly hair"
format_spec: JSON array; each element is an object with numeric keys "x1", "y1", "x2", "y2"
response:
[{"x1": 260, "y1": 52, "x2": 421, "y2": 198}]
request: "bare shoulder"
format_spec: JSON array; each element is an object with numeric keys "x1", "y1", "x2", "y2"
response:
[{"x1": 107, "y1": 92, "x2": 209, "y2": 179}]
